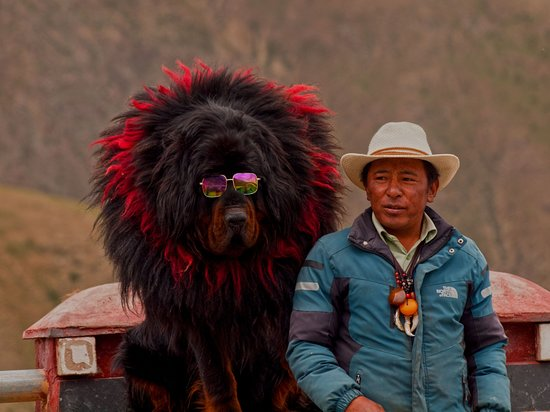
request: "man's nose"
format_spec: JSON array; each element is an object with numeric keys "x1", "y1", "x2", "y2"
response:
[{"x1": 386, "y1": 177, "x2": 402, "y2": 197}]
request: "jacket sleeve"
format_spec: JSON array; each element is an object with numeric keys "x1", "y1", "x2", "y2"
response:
[
  {"x1": 286, "y1": 240, "x2": 363, "y2": 412},
  {"x1": 461, "y1": 254, "x2": 511, "y2": 412}
]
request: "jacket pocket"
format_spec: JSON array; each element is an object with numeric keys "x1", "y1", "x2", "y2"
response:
[
  {"x1": 350, "y1": 348, "x2": 412, "y2": 411},
  {"x1": 424, "y1": 343, "x2": 470, "y2": 411}
]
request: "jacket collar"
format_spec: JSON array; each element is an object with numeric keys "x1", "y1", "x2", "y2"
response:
[{"x1": 347, "y1": 206, "x2": 454, "y2": 264}]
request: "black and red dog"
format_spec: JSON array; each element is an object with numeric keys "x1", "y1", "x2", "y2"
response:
[{"x1": 90, "y1": 61, "x2": 342, "y2": 411}]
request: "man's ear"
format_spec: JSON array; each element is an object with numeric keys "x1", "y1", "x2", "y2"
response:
[{"x1": 427, "y1": 179, "x2": 440, "y2": 203}]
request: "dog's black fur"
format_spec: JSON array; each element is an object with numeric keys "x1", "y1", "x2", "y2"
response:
[{"x1": 89, "y1": 62, "x2": 343, "y2": 411}]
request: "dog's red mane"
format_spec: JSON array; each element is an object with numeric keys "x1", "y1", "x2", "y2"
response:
[{"x1": 93, "y1": 61, "x2": 341, "y2": 297}]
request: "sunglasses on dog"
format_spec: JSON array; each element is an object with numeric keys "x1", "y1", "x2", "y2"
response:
[{"x1": 200, "y1": 173, "x2": 261, "y2": 198}]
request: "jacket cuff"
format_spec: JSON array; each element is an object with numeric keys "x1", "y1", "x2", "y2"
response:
[
  {"x1": 336, "y1": 389, "x2": 364, "y2": 412},
  {"x1": 473, "y1": 372, "x2": 511, "y2": 412}
]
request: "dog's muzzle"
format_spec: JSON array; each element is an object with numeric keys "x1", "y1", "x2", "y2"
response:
[{"x1": 225, "y1": 206, "x2": 247, "y2": 233}]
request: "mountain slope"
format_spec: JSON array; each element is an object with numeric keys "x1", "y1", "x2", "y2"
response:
[{"x1": 1, "y1": 0, "x2": 549, "y2": 290}]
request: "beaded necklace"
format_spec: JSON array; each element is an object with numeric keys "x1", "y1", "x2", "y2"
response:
[{"x1": 388, "y1": 241, "x2": 425, "y2": 316}]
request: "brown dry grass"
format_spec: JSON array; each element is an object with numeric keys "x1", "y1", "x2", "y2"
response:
[{"x1": 0, "y1": 185, "x2": 113, "y2": 371}]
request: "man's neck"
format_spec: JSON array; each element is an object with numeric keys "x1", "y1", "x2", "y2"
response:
[
  {"x1": 392, "y1": 231, "x2": 421, "y2": 252},
  {"x1": 370, "y1": 212, "x2": 437, "y2": 253}
]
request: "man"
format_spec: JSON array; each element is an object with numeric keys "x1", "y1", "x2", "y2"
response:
[{"x1": 286, "y1": 122, "x2": 510, "y2": 412}]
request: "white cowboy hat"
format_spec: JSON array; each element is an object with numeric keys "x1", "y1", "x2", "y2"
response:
[{"x1": 340, "y1": 121, "x2": 460, "y2": 191}]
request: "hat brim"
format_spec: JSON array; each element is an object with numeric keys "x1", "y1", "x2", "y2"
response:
[{"x1": 340, "y1": 153, "x2": 460, "y2": 191}]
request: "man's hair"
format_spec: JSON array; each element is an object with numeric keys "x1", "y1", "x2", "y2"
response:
[{"x1": 361, "y1": 160, "x2": 440, "y2": 186}]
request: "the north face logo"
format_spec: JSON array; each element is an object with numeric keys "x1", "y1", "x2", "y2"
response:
[{"x1": 436, "y1": 286, "x2": 458, "y2": 299}]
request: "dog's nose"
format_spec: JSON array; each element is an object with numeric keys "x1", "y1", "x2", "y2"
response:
[{"x1": 225, "y1": 209, "x2": 247, "y2": 228}]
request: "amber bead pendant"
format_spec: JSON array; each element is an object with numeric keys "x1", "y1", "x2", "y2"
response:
[{"x1": 399, "y1": 298, "x2": 418, "y2": 316}]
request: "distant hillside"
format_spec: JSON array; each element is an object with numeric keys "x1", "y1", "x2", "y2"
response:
[
  {"x1": 0, "y1": 186, "x2": 113, "y2": 375},
  {"x1": 1, "y1": 0, "x2": 549, "y2": 291}
]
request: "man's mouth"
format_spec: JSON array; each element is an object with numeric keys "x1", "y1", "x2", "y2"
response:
[{"x1": 383, "y1": 204, "x2": 405, "y2": 213}]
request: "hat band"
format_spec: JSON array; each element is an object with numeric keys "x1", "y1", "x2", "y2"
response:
[{"x1": 370, "y1": 147, "x2": 430, "y2": 156}]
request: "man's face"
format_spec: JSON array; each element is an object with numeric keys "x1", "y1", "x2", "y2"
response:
[{"x1": 365, "y1": 158, "x2": 439, "y2": 240}]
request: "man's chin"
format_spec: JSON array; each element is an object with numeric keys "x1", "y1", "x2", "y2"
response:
[{"x1": 376, "y1": 215, "x2": 410, "y2": 234}]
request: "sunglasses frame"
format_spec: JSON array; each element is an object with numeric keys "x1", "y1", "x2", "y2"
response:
[{"x1": 199, "y1": 173, "x2": 261, "y2": 198}]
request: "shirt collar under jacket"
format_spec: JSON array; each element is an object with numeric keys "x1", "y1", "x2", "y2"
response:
[
  {"x1": 372, "y1": 212, "x2": 437, "y2": 271},
  {"x1": 347, "y1": 206, "x2": 454, "y2": 267}
]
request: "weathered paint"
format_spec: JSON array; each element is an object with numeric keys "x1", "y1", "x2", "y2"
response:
[
  {"x1": 490, "y1": 271, "x2": 550, "y2": 323},
  {"x1": 503, "y1": 323, "x2": 537, "y2": 363},
  {"x1": 489, "y1": 272, "x2": 550, "y2": 410},
  {"x1": 21, "y1": 284, "x2": 142, "y2": 411},
  {"x1": 56, "y1": 337, "x2": 97, "y2": 376},
  {"x1": 23, "y1": 283, "x2": 143, "y2": 339},
  {"x1": 29, "y1": 334, "x2": 129, "y2": 411},
  {"x1": 490, "y1": 271, "x2": 550, "y2": 364},
  {"x1": 538, "y1": 323, "x2": 550, "y2": 361}
]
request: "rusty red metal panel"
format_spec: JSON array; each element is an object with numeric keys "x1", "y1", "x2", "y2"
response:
[
  {"x1": 504, "y1": 323, "x2": 537, "y2": 363},
  {"x1": 31, "y1": 335, "x2": 127, "y2": 411},
  {"x1": 95, "y1": 334, "x2": 125, "y2": 378},
  {"x1": 33, "y1": 338, "x2": 59, "y2": 411},
  {"x1": 491, "y1": 271, "x2": 550, "y2": 323},
  {"x1": 23, "y1": 283, "x2": 143, "y2": 340}
]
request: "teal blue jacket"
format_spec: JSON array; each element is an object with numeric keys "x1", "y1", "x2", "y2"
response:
[{"x1": 287, "y1": 208, "x2": 510, "y2": 412}]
